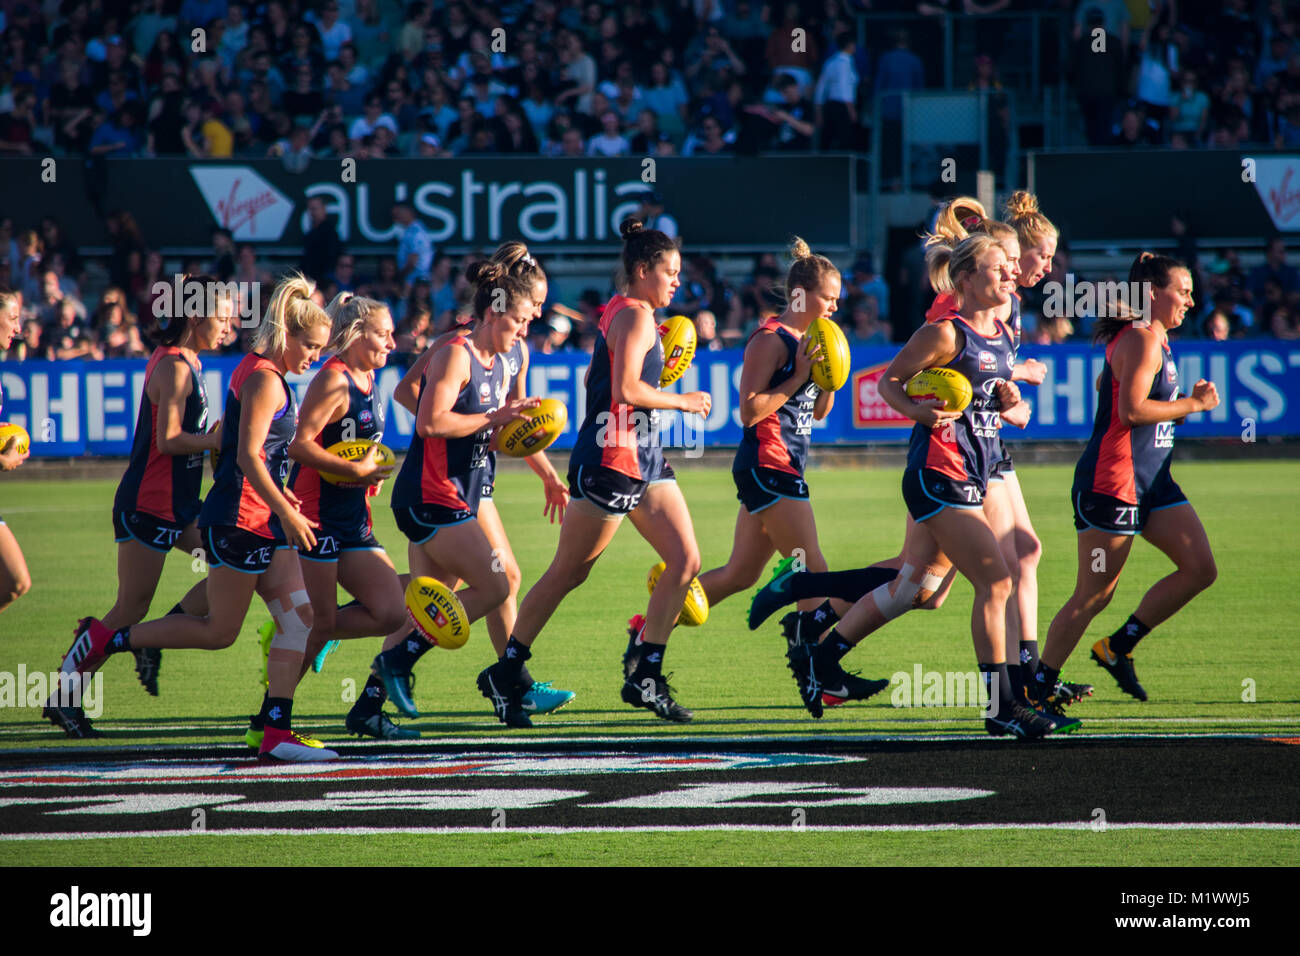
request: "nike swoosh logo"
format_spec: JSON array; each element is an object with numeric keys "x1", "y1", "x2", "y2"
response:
[{"x1": 821, "y1": 683, "x2": 850, "y2": 697}]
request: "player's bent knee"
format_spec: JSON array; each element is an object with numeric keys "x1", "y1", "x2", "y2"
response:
[
  {"x1": 379, "y1": 605, "x2": 406, "y2": 635},
  {"x1": 205, "y1": 623, "x2": 240, "y2": 650}
]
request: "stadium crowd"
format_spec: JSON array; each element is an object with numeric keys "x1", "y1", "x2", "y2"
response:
[{"x1": 2, "y1": 0, "x2": 1300, "y2": 360}]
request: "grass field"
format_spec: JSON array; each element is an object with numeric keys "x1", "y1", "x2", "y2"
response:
[{"x1": 1, "y1": 459, "x2": 1298, "y2": 866}]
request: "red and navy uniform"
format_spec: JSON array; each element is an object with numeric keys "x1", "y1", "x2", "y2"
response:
[
  {"x1": 113, "y1": 347, "x2": 210, "y2": 553},
  {"x1": 928, "y1": 292, "x2": 1021, "y2": 481},
  {"x1": 483, "y1": 337, "x2": 527, "y2": 503},
  {"x1": 289, "y1": 356, "x2": 386, "y2": 561},
  {"x1": 1072, "y1": 326, "x2": 1186, "y2": 534},
  {"x1": 902, "y1": 310, "x2": 1016, "y2": 521},
  {"x1": 199, "y1": 353, "x2": 297, "y2": 573},
  {"x1": 392, "y1": 337, "x2": 506, "y2": 543},
  {"x1": 567, "y1": 294, "x2": 668, "y2": 515},
  {"x1": 732, "y1": 318, "x2": 819, "y2": 514}
]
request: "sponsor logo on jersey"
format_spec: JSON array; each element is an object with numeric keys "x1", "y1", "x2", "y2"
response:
[
  {"x1": 478, "y1": 382, "x2": 491, "y2": 403},
  {"x1": 1165, "y1": 360, "x2": 1177, "y2": 384},
  {"x1": 979, "y1": 350, "x2": 997, "y2": 372},
  {"x1": 359, "y1": 410, "x2": 373, "y2": 425}
]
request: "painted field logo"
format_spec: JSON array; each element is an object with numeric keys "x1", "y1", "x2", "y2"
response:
[
  {"x1": 49, "y1": 886, "x2": 151, "y2": 936},
  {"x1": 0, "y1": 668, "x2": 103, "y2": 717},
  {"x1": 890, "y1": 664, "x2": 996, "y2": 715}
]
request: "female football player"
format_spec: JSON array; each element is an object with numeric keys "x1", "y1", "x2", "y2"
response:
[
  {"x1": 44, "y1": 277, "x2": 232, "y2": 738},
  {"x1": 0, "y1": 289, "x2": 30, "y2": 617},
  {"x1": 694, "y1": 238, "x2": 893, "y2": 705},
  {"x1": 56, "y1": 274, "x2": 337, "y2": 761},
  {"x1": 370, "y1": 242, "x2": 574, "y2": 720},
  {"x1": 1034, "y1": 253, "x2": 1218, "y2": 702},
  {"x1": 279, "y1": 292, "x2": 415, "y2": 740},
  {"x1": 475, "y1": 218, "x2": 712, "y2": 727},
  {"x1": 782, "y1": 234, "x2": 1074, "y2": 736},
  {"x1": 379, "y1": 260, "x2": 541, "y2": 718}
]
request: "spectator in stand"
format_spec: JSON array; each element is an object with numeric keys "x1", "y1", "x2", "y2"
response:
[
  {"x1": 845, "y1": 296, "x2": 891, "y2": 346},
  {"x1": 644, "y1": 60, "x2": 690, "y2": 140},
  {"x1": 555, "y1": 31, "x2": 597, "y2": 116},
  {"x1": 49, "y1": 61, "x2": 97, "y2": 154},
  {"x1": 300, "y1": 195, "x2": 342, "y2": 285},
  {"x1": 1247, "y1": 238, "x2": 1300, "y2": 306},
  {"x1": 1072, "y1": 6, "x2": 1128, "y2": 146},
  {"x1": 429, "y1": 253, "x2": 458, "y2": 320},
  {"x1": 766, "y1": 2, "x2": 819, "y2": 92},
  {"x1": 1111, "y1": 107, "x2": 1159, "y2": 146},
  {"x1": 748, "y1": 74, "x2": 815, "y2": 150},
  {"x1": 1203, "y1": 309, "x2": 1233, "y2": 341},
  {"x1": 875, "y1": 30, "x2": 924, "y2": 188},
  {"x1": 88, "y1": 107, "x2": 141, "y2": 158},
  {"x1": 695, "y1": 309, "x2": 723, "y2": 351},
  {"x1": 96, "y1": 288, "x2": 147, "y2": 358},
  {"x1": 393, "y1": 201, "x2": 433, "y2": 286},
  {"x1": 683, "y1": 114, "x2": 732, "y2": 155},
  {"x1": 1168, "y1": 70, "x2": 1211, "y2": 143},
  {"x1": 349, "y1": 93, "x2": 398, "y2": 145},
  {"x1": 1267, "y1": 303, "x2": 1300, "y2": 339},
  {"x1": 234, "y1": 243, "x2": 271, "y2": 288},
  {"x1": 814, "y1": 31, "x2": 859, "y2": 151},
  {"x1": 636, "y1": 191, "x2": 679, "y2": 242},
  {"x1": 1135, "y1": 18, "x2": 1177, "y2": 136},
  {"x1": 394, "y1": 303, "x2": 432, "y2": 354},
  {"x1": 209, "y1": 227, "x2": 236, "y2": 280},
  {"x1": 1073, "y1": 0, "x2": 1131, "y2": 55},
  {"x1": 0, "y1": 88, "x2": 39, "y2": 156},
  {"x1": 587, "y1": 110, "x2": 630, "y2": 156},
  {"x1": 310, "y1": 2, "x2": 353, "y2": 61},
  {"x1": 48, "y1": 297, "x2": 99, "y2": 360},
  {"x1": 16, "y1": 232, "x2": 42, "y2": 305}
]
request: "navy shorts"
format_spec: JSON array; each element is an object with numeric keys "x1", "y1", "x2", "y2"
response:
[
  {"x1": 393, "y1": 504, "x2": 473, "y2": 544},
  {"x1": 902, "y1": 467, "x2": 985, "y2": 522},
  {"x1": 203, "y1": 525, "x2": 289, "y2": 575},
  {"x1": 568, "y1": 463, "x2": 651, "y2": 515},
  {"x1": 300, "y1": 527, "x2": 384, "y2": 562},
  {"x1": 733, "y1": 467, "x2": 810, "y2": 514},
  {"x1": 114, "y1": 509, "x2": 189, "y2": 554},
  {"x1": 1072, "y1": 480, "x2": 1188, "y2": 535}
]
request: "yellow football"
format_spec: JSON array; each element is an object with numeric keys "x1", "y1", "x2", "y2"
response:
[
  {"x1": 497, "y1": 397, "x2": 568, "y2": 458},
  {"x1": 404, "y1": 576, "x2": 470, "y2": 649},
  {"x1": 905, "y1": 367, "x2": 973, "y2": 413},
  {"x1": 803, "y1": 317, "x2": 850, "y2": 392},
  {"x1": 0, "y1": 423, "x2": 31, "y2": 456},
  {"x1": 646, "y1": 560, "x2": 710, "y2": 627},
  {"x1": 658, "y1": 314, "x2": 698, "y2": 387},
  {"x1": 320, "y1": 440, "x2": 397, "y2": 486}
]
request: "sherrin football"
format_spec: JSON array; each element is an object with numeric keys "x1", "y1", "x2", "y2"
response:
[
  {"x1": 658, "y1": 314, "x2": 698, "y2": 387},
  {"x1": 320, "y1": 439, "x2": 397, "y2": 486},
  {"x1": 803, "y1": 317, "x2": 851, "y2": 392},
  {"x1": 646, "y1": 560, "x2": 710, "y2": 627},
  {"x1": 0, "y1": 423, "x2": 31, "y2": 456},
  {"x1": 404, "y1": 576, "x2": 470, "y2": 649},
  {"x1": 904, "y1": 367, "x2": 974, "y2": 413},
  {"x1": 497, "y1": 397, "x2": 568, "y2": 458}
]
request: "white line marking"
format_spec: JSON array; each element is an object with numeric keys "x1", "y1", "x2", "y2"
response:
[{"x1": 2, "y1": 822, "x2": 1298, "y2": 841}]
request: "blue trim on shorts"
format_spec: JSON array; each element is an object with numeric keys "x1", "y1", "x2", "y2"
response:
[
  {"x1": 204, "y1": 527, "x2": 265, "y2": 574},
  {"x1": 1072, "y1": 491, "x2": 1140, "y2": 537},
  {"x1": 916, "y1": 476, "x2": 982, "y2": 517},
  {"x1": 1149, "y1": 500, "x2": 1189, "y2": 513}
]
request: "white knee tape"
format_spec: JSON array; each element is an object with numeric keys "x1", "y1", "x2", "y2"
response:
[
  {"x1": 919, "y1": 570, "x2": 945, "y2": 593},
  {"x1": 871, "y1": 563, "x2": 922, "y2": 621},
  {"x1": 269, "y1": 597, "x2": 311, "y2": 653}
]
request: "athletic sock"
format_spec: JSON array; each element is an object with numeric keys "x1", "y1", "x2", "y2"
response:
[
  {"x1": 517, "y1": 663, "x2": 535, "y2": 687},
  {"x1": 801, "y1": 599, "x2": 838, "y2": 637},
  {"x1": 1108, "y1": 615, "x2": 1150, "y2": 656},
  {"x1": 497, "y1": 636, "x2": 532, "y2": 683},
  {"x1": 812, "y1": 628, "x2": 853, "y2": 669},
  {"x1": 166, "y1": 603, "x2": 186, "y2": 617},
  {"x1": 1019, "y1": 639, "x2": 1039, "y2": 673},
  {"x1": 352, "y1": 675, "x2": 386, "y2": 716},
  {"x1": 379, "y1": 631, "x2": 433, "y2": 671},
  {"x1": 790, "y1": 566, "x2": 900, "y2": 603},
  {"x1": 250, "y1": 691, "x2": 269, "y2": 730},
  {"x1": 263, "y1": 696, "x2": 293, "y2": 731},
  {"x1": 631, "y1": 641, "x2": 665, "y2": 680},
  {"x1": 1033, "y1": 662, "x2": 1061, "y2": 690},
  {"x1": 107, "y1": 628, "x2": 132, "y2": 654},
  {"x1": 1006, "y1": 662, "x2": 1027, "y2": 704},
  {"x1": 980, "y1": 662, "x2": 1018, "y2": 716}
]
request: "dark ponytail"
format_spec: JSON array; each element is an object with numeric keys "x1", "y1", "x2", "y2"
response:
[
  {"x1": 466, "y1": 260, "x2": 535, "y2": 318},
  {"x1": 1092, "y1": 252, "x2": 1188, "y2": 344},
  {"x1": 617, "y1": 217, "x2": 677, "y2": 290},
  {"x1": 147, "y1": 273, "x2": 221, "y2": 347}
]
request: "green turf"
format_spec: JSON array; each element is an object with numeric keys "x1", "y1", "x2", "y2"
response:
[{"x1": 1, "y1": 460, "x2": 1297, "y2": 864}]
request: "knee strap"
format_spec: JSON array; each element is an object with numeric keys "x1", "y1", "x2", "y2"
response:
[
  {"x1": 869, "y1": 564, "x2": 947, "y2": 620},
  {"x1": 268, "y1": 589, "x2": 311, "y2": 654}
]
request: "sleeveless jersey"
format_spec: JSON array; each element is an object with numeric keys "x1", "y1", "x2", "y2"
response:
[
  {"x1": 1075, "y1": 326, "x2": 1180, "y2": 503},
  {"x1": 392, "y1": 337, "x2": 506, "y2": 512},
  {"x1": 927, "y1": 289, "x2": 1021, "y2": 355},
  {"x1": 289, "y1": 356, "x2": 385, "y2": 535},
  {"x1": 569, "y1": 293, "x2": 665, "y2": 481},
  {"x1": 733, "y1": 318, "x2": 820, "y2": 476},
  {"x1": 485, "y1": 337, "x2": 528, "y2": 493},
  {"x1": 199, "y1": 353, "x2": 297, "y2": 536},
  {"x1": 114, "y1": 347, "x2": 210, "y2": 525},
  {"x1": 906, "y1": 311, "x2": 1016, "y2": 486}
]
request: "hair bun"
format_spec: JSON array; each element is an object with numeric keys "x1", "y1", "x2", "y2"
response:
[
  {"x1": 1139, "y1": 251, "x2": 1155, "y2": 262},
  {"x1": 620, "y1": 217, "x2": 645, "y2": 239}
]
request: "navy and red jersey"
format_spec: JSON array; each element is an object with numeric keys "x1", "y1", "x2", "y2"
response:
[
  {"x1": 905, "y1": 311, "x2": 1016, "y2": 488},
  {"x1": 199, "y1": 353, "x2": 297, "y2": 537},
  {"x1": 392, "y1": 337, "x2": 506, "y2": 513},
  {"x1": 927, "y1": 289, "x2": 1021, "y2": 356},
  {"x1": 733, "y1": 318, "x2": 821, "y2": 477},
  {"x1": 288, "y1": 356, "x2": 385, "y2": 536},
  {"x1": 569, "y1": 293, "x2": 665, "y2": 481},
  {"x1": 114, "y1": 347, "x2": 210, "y2": 525},
  {"x1": 1074, "y1": 326, "x2": 1180, "y2": 504}
]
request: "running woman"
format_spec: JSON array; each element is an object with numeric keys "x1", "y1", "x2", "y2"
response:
[
  {"x1": 1032, "y1": 252, "x2": 1218, "y2": 703},
  {"x1": 383, "y1": 260, "x2": 540, "y2": 720},
  {"x1": 55, "y1": 274, "x2": 338, "y2": 761},
  {"x1": 371, "y1": 243, "x2": 574, "y2": 719},
  {"x1": 694, "y1": 238, "x2": 893, "y2": 705},
  {"x1": 787, "y1": 233, "x2": 1073, "y2": 736},
  {"x1": 0, "y1": 289, "x2": 31, "y2": 619},
  {"x1": 45, "y1": 277, "x2": 231, "y2": 738},
  {"x1": 475, "y1": 218, "x2": 711, "y2": 728},
  {"x1": 280, "y1": 292, "x2": 415, "y2": 740}
]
